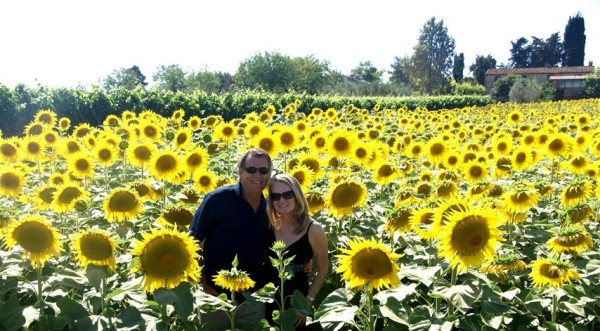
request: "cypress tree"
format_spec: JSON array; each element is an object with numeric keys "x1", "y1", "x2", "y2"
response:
[{"x1": 563, "y1": 12, "x2": 586, "y2": 66}]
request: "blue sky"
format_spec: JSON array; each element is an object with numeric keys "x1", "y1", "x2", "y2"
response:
[{"x1": 1, "y1": 0, "x2": 598, "y2": 88}]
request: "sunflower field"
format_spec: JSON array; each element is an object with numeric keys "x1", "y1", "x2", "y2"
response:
[{"x1": 1, "y1": 99, "x2": 600, "y2": 330}]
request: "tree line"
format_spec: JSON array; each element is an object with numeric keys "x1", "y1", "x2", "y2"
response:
[{"x1": 99, "y1": 14, "x2": 588, "y2": 98}]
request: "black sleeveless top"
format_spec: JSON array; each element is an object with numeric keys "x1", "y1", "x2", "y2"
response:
[{"x1": 266, "y1": 221, "x2": 315, "y2": 298}]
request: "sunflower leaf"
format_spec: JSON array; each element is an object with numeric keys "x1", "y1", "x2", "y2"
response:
[
  {"x1": 0, "y1": 295, "x2": 26, "y2": 330},
  {"x1": 85, "y1": 264, "x2": 111, "y2": 291},
  {"x1": 153, "y1": 283, "x2": 194, "y2": 320},
  {"x1": 585, "y1": 259, "x2": 600, "y2": 277},
  {"x1": 56, "y1": 296, "x2": 90, "y2": 321},
  {"x1": 313, "y1": 288, "x2": 359, "y2": 327}
]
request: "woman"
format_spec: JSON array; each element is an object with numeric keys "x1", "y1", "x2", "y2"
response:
[{"x1": 265, "y1": 174, "x2": 329, "y2": 329}]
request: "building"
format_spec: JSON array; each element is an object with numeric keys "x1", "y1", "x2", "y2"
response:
[{"x1": 484, "y1": 65, "x2": 594, "y2": 99}]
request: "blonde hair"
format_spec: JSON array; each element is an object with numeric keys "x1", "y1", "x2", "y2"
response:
[{"x1": 266, "y1": 174, "x2": 310, "y2": 234}]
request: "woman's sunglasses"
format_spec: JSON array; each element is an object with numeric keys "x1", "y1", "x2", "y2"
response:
[
  {"x1": 270, "y1": 190, "x2": 295, "y2": 201},
  {"x1": 244, "y1": 166, "x2": 270, "y2": 175}
]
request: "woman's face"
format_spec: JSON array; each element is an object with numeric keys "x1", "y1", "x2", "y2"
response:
[{"x1": 270, "y1": 181, "x2": 296, "y2": 217}]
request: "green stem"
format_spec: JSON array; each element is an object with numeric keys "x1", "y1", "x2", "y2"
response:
[
  {"x1": 449, "y1": 267, "x2": 458, "y2": 316},
  {"x1": 37, "y1": 264, "x2": 46, "y2": 331},
  {"x1": 366, "y1": 289, "x2": 375, "y2": 331},
  {"x1": 552, "y1": 293, "x2": 558, "y2": 324},
  {"x1": 230, "y1": 291, "x2": 236, "y2": 331}
]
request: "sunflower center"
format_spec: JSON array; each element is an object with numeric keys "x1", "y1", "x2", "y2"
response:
[
  {"x1": 378, "y1": 165, "x2": 394, "y2": 177},
  {"x1": 249, "y1": 126, "x2": 260, "y2": 135},
  {"x1": 260, "y1": 138, "x2": 274, "y2": 152},
  {"x1": 548, "y1": 139, "x2": 564, "y2": 152},
  {"x1": 108, "y1": 191, "x2": 138, "y2": 212},
  {"x1": 497, "y1": 142, "x2": 508, "y2": 152},
  {"x1": 187, "y1": 153, "x2": 202, "y2": 167},
  {"x1": 199, "y1": 176, "x2": 212, "y2": 186},
  {"x1": 411, "y1": 146, "x2": 422, "y2": 155},
  {"x1": 429, "y1": 143, "x2": 444, "y2": 156},
  {"x1": 451, "y1": 216, "x2": 490, "y2": 254},
  {"x1": 156, "y1": 155, "x2": 177, "y2": 172},
  {"x1": 144, "y1": 126, "x2": 157, "y2": 138},
  {"x1": 556, "y1": 233, "x2": 587, "y2": 247},
  {"x1": 351, "y1": 248, "x2": 393, "y2": 279},
  {"x1": 515, "y1": 152, "x2": 527, "y2": 163},
  {"x1": 315, "y1": 137, "x2": 326, "y2": 148},
  {"x1": 98, "y1": 149, "x2": 112, "y2": 161},
  {"x1": 142, "y1": 236, "x2": 189, "y2": 278},
  {"x1": 511, "y1": 192, "x2": 532, "y2": 204},
  {"x1": 1, "y1": 173, "x2": 20, "y2": 189},
  {"x1": 67, "y1": 141, "x2": 80, "y2": 153},
  {"x1": 331, "y1": 183, "x2": 363, "y2": 208},
  {"x1": 58, "y1": 187, "x2": 83, "y2": 203},
  {"x1": 75, "y1": 159, "x2": 90, "y2": 171},
  {"x1": 28, "y1": 142, "x2": 41, "y2": 154},
  {"x1": 539, "y1": 264, "x2": 562, "y2": 279},
  {"x1": 469, "y1": 165, "x2": 483, "y2": 177},
  {"x1": 29, "y1": 125, "x2": 44, "y2": 135},
  {"x1": 14, "y1": 222, "x2": 53, "y2": 253},
  {"x1": 1, "y1": 144, "x2": 17, "y2": 157},
  {"x1": 447, "y1": 156, "x2": 458, "y2": 165},
  {"x1": 280, "y1": 132, "x2": 294, "y2": 145},
  {"x1": 333, "y1": 137, "x2": 349, "y2": 152},
  {"x1": 355, "y1": 148, "x2": 368, "y2": 159},
  {"x1": 571, "y1": 157, "x2": 586, "y2": 168},
  {"x1": 134, "y1": 146, "x2": 152, "y2": 161},
  {"x1": 80, "y1": 234, "x2": 113, "y2": 260},
  {"x1": 565, "y1": 185, "x2": 585, "y2": 199},
  {"x1": 163, "y1": 209, "x2": 193, "y2": 226},
  {"x1": 39, "y1": 187, "x2": 57, "y2": 203}
]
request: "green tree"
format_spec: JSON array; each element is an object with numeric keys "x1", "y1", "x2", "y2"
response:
[
  {"x1": 388, "y1": 56, "x2": 413, "y2": 87},
  {"x1": 583, "y1": 67, "x2": 600, "y2": 98},
  {"x1": 469, "y1": 54, "x2": 497, "y2": 85},
  {"x1": 563, "y1": 12, "x2": 586, "y2": 66},
  {"x1": 452, "y1": 53, "x2": 464, "y2": 82},
  {"x1": 103, "y1": 66, "x2": 148, "y2": 91},
  {"x1": 187, "y1": 70, "x2": 231, "y2": 94},
  {"x1": 490, "y1": 74, "x2": 519, "y2": 102},
  {"x1": 411, "y1": 17, "x2": 456, "y2": 94},
  {"x1": 153, "y1": 64, "x2": 187, "y2": 92},
  {"x1": 350, "y1": 61, "x2": 383, "y2": 83},
  {"x1": 510, "y1": 37, "x2": 530, "y2": 68},
  {"x1": 509, "y1": 77, "x2": 541, "y2": 103},
  {"x1": 233, "y1": 52, "x2": 330, "y2": 94}
]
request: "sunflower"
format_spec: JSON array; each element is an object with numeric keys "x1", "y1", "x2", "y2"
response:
[
  {"x1": 72, "y1": 123, "x2": 94, "y2": 139},
  {"x1": 336, "y1": 237, "x2": 401, "y2": 292},
  {"x1": 171, "y1": 128, "x2": 193, "y2": 150},
  {"x1": 126, "y1": 141, "x2": 157, "y2": 168},
  {"x1": 24, "y1": 121, "x2": 45, "y2": 137},
  {"x1": 183, "y1": 147, "x2": 209, "y2": 174},
  {"x1": 131, "y1": 227, "x2": 201, "y2": 292},
  {"x1": 547, "y1": 225, "x2": 593, "y2": 255},
  {"x1": 566, "y1": 203, "x2": 595, "y2": 224},
  {"x1": 441, "y1": 151, "x2": 462, "y2": 171},
  {"x1": 139, "y1": 121, "x2": 162, "y2": 142},
  {"x1": 544, "y1": 132, "x2": 573, "y2": 158},
  {"x1": 178, "y1": 188, "x2": 200, "y2": 204},
  {"x1": 562, "y1": 152, "x2": 590, "y2": 175},
  {"x1": 244, "y1": 121, "x2": 265, "y2": 140},
  {"x1": 572, "y1": 132, "x2": 591, "y2": 152},
  {"x1": 326, "y1": 179, "x2": 368, "y2": 217},
  {"x1": 0, "y1": 139, "x2": 20, "y2": 163},
  {"x1": 21, "y1": 136, "x2": 46, "y2": 161},
  {"x1": 410, "y1": 207, "x2": 437, "y2": 241},
  {"x1": 560, "y1": 179, "x2": 592, "y2": 208},
  {"x1": 492, "y1": 156, "x2": 512, "y2": 178},
  {"x1": 51, "y1": 184, "x2": 90, "y2": 213},
  {"x1": 104, "y1": 188, "x2": 143, "y2": 222},
  {"x1": 30, "y1": 186, "x2": 57, "y2": 210},
  {"x1": 434, "y1": 180, "x2": 459, "y2": 199},
  {"x1": 71, "y1": 229, "x2": 117, "y2": 271},
  {"x1": 0, "y1": 166, "x2": 27, "y2": 197},
  {"x1": 171, "y1": 109, "x2": 185, "y2": 124},
  {"x1": 502, "y1": 184, "x2": 541, "y2": 214},
  {"x1": 4, "y1": 215, "x2": 63, "y2": 267},
  {"x1": 349, "y1": 141, "x2": 373, "y2": 167},
  {"x1": 371, "y1": 160, "x2": 400, "y2": 186},
  {"x1": 297, "y1": 152, "x2": 324, "y2": 179},
  {"x1": 529, "y1": 258, "x2": 580, "y2": 288},
  {"x1": 304, "y1": 192, "x2": 325, "y2": 215},
  {"x1": 213, "y1": 258, "x2": 256, "y2": 293},
  {"x1": 480, "y1": 253, "x2": 527, "y2": 282},
  {"x1": 59, "y1": 138, "x2": 83, "y2": 156},
  {"x1": 462, "y1": 160, "x2": 489, "y2": 183},
  {"x1": 42, "y1": 130, "x2": 59, "y2": 148},
  {"x1": 94, "y1": 142, "x2": 119, "y2": 166},
  {"x1": 289, "y1": 164, "x2": 315, "y2": 191},
  {"x1": 149, "y1": 150, "x2": 181, "y2": 182},
  {"x1": 432, "y1": 198, "x2": 470, "y2": 230},
  {"x1": 58, "y1": 117, "x2": 71, "y2": 132},
  {"x1": 328, "y1": 129, "x2": 356, "y2": 158},
  {"x1": 506, "y1": 110, "x2": 523, "y2": 124},
  {"x1": 251, "y1": 132, "x2": 279, "y2": 156},
  {"x1": 204, "y1": 115, "x2": 223, "y2": 128},
  {"x1": 437, "y1": 205, "x2": 504, "y2": 272},
  {"x1": 385, "y1": 206, "x2": 413, "y2": 234},
  {"x1": 275, "y1": 126, "x2": 300, "y2": 152},
  {"x1": 157, "y1": 205, "x2": 194, "y2": 228},
  {"x1": 193, "y1": 169, "x2": 218, "y2": 194},
  {"x1": 187, "y1": 115, "x2": 202, "y2": 131},
  {"x1": 491, "y1": 135, "x2": 513, "y2": 156},
  {"x1": 511, "y1": 146, "x2": 536, "y2": 171},
  {"x1": 213, "y1": 121, "x2": 238, "y2": 144},
  {"x1": 67, "y1": 152, "x2": 96, "y2": 179},
  {"x1": 425, "y1": 137, "x2": 449, "y2": 164}
]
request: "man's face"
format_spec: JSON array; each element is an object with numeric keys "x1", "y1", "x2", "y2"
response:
[{"x1": 239, "y1": 154, "x2": 271, "y2": 195}]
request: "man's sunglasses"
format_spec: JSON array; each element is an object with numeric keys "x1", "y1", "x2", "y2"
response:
[
  {"x1": 270, "y1": 190, "x2": 295, "y2": 201},
  {"x1": 244, "y1": 166, "x2": 270, "y2": 175}
]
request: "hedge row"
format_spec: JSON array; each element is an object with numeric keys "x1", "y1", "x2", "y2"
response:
[{"x1": 0, "y1": 84, "x2": 491, "y2": 137}]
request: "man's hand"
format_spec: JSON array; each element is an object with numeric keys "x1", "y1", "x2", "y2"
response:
[{"x1": 303, "y1": 260, "x2": 313, "y2": 275}]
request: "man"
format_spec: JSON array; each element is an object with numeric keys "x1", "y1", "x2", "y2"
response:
[{"x1": 189, "y1": 148, "x2": 272, "y2": 330}]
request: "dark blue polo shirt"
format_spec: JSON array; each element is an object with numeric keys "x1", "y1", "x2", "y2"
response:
[{"x1": 189, "y1": 183, "x2": 269, "y2": 295}]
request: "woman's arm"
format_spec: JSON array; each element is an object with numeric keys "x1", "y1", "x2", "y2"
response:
[{"x1": 306, "y1": 221, "x2": 329, "y2": 305}]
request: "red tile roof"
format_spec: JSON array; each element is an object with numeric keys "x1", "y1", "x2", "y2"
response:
[{"x1": 485, "y1": 66, "x2": 594, "y2": 75}]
